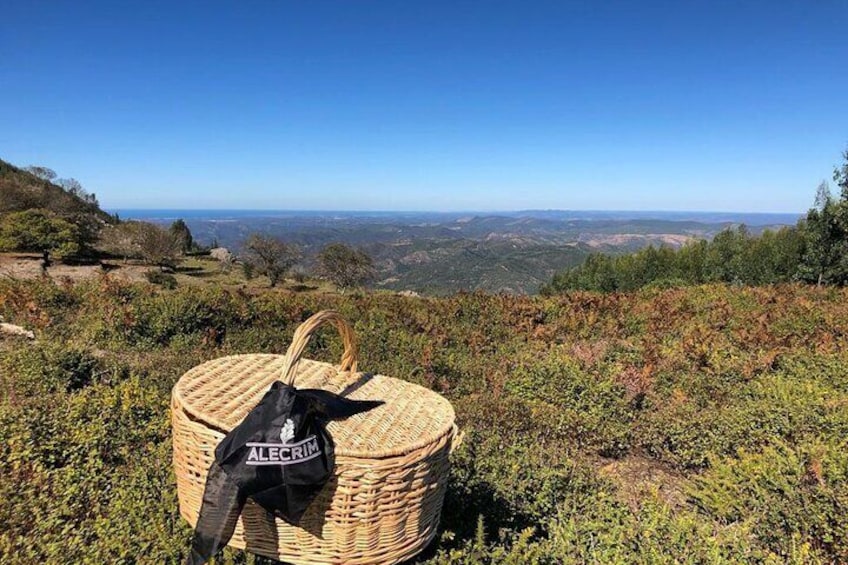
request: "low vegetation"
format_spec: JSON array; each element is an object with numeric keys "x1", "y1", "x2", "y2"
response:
[{"x1": 1, "y1": 277, "x2": 847, "y2": 563}]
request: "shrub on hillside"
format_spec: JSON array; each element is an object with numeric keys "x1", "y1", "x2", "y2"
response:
[
  {"x1": 0, "y1": 209, "x2": 82, "y2": 261},
  {"x1": 504, "y1": 351, "x2": 632, "y2": 456},
  {"x1": 1, "y1": 280, "x2": 848, "y2": 562},
  {"x1": 99, "y1": 221, "x2": 183, "y2": 270},
  {"x1": 144, "y1": 269, "x2": 177, "y2": 289},
  {"x1": 689, "y1": 440, "x2": 848, "y2": 562}
]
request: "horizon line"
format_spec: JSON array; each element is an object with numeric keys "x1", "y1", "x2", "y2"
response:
[{"x1": 107, "y1": 207, "x2": 805, "y2": 216}]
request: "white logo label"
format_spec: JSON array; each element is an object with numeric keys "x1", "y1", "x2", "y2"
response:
[
  {"x1": 280, "y1": 418, "x2": 295, "y2": 444},
  {"x1": 245, "y1": 436, "x2": 321, "y2": 466},
  {"x1": 245, "y1": 419, "x2": 321, "y2": 466}
]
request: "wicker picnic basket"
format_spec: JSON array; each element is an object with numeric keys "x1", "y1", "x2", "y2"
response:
[{"x1": 172, "y1": 310, "x2": 458, "y2": 565}]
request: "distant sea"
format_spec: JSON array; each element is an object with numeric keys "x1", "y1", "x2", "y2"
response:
[{"x1": 111, "y1": 209, "x2": 802, "y2": 227}]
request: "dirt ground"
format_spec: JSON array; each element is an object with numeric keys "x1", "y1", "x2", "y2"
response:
[
  {"x1": 0, "y1": 253, "x2": 337, "y2": 294},
  {"x1": 0, "y1": 253, "x2": 150, "y2": 283},
  {"x1": 596, "y1": 455, "x2": 689, "y2": 510}
]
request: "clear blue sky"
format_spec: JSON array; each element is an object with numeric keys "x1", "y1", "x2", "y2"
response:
[{"x1": 1, "y1": 1, "x2": 846, "y2": 212}]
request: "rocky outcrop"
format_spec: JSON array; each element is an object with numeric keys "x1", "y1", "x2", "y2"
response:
[{"x1": 0, "y1": 317, "x2": 34, "y2": 339}]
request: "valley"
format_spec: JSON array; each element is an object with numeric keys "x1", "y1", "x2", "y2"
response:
[{"x1": 121, "y1": 209, "x2": 799, "y2": 294}]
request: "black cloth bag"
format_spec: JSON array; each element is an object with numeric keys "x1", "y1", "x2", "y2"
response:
[{"x1": 185, "y1": 381, "x2": 382, "y2": 565}]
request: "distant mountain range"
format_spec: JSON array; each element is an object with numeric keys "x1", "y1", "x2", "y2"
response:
[
  {"x1": 114, "y1": 208, "x2": 801, "y2": 226},
  {"x1": 115, "y1": 209, "x2": 801, "y2": 295}
]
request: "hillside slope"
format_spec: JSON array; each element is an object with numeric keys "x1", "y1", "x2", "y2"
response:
[
  {"x1": 0, "y1": 158, "x2": 113, "y2": 223},
  {"x1": 129, "y1": 211, "x2": 774, "y2": 295}
]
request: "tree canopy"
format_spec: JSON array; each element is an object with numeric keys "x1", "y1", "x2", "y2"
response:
[
  {"x1": 543, "y1": 225, "x2": 810, "y2": 294},
  {"x1": 316, "y1": 243, "x2": 376, "y2": 291},
  {"x1": 169, "y1": 219, "x2": 194, "y2": 254},
  {"x1": 0, "y1": 209, "x2": 82, "y2": 258},
  {"x1": 545, "y1": 148, "x2": 848, "y2": 294},
  {"x1": 795, "y1": 182, "x2": 848, "y2": 286},
  {"x1": 242, "y1": 234, "x2": 301, "y2": 287},
  {"x1": 97, "y1": 221, "x2": 184, "y2": 270},
  {"x1": 137, "y1": 223, "x2": 183, "y2": 271}
]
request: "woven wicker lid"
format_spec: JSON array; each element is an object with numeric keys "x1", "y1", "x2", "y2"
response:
[{"x1": 173, "y1": 312, "x2": 455, "y2": 459}]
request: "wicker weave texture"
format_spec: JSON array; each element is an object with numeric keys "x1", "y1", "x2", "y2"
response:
[{"x1": 172, "y1": 311, "x2": 457, "y2": 564}]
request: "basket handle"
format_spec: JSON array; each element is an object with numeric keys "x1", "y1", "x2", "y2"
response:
[
  {"x1": 281, "y1": 310, "x2": 359, "y2": 386},
  {"x1": 450, "y1": 425, "x2": 465, "y2": 454}
]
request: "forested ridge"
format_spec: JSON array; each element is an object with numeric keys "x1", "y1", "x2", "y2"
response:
[{"x1": 545, "y1": 150, "x2": 848, "y2": 294}]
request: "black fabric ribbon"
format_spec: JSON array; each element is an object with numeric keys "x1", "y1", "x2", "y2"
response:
[{"x1": 185, "y1": 381, "x2": 383, "y2": 565}]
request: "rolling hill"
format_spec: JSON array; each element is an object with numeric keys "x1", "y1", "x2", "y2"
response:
[{"x1": 122, "y1": 209, "x2": 797, "y2": 294}]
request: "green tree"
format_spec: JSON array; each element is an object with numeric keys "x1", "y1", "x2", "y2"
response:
[
  {"x1": 797, "y1": 181, "x2": 848, "y2": 286},
  {"x1": 169, "y1": 219, "x2": 194, "y2": 253},
  {"x1": 57, "y1": 178, "x2": 102, "y2": 252},
  {"x1": 2, "y1": 162, "x2": 109, "y2": 252},
  {"x1": 316, "y1": 243, "x2": 376, "y2": 291},
  {"x1": 677, "y1": 239, "x2": 709, "y2": 283},
  {"x1": 835, "y1": 146, "x2": 848, "y2": 198},
  {"x1": 744, "y1": 227, "x2": 805, "y2": 285},
  {"x1": 544, "y1": 223, "x2": 806, "y2": 294},
  {"x1": 242, "y1": 234, "x2": 301, "y2": 287},
  {"x1": 137, "y1": 223, "x2": 183, "y2": 271},
  {"x1": 0, "y1": 209, "x2": 81, "y2": 268},
  {"x1": 706, "y1": 226, "x2": 750, "y2": 284}
]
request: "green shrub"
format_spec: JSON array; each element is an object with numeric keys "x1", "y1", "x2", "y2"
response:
[
  {"x1": 144, "y1": 269, "x2": 178, "y2": 289},
  {"x1": 1, "y1": 280, "x2": 847, "y2": 562},
  {"x1": 504, "y1": 351, "x2": 632, "y2": 456},
  {"x1": 637, "y1": 369, "x2": 848, "y2": 470},
  {"x1": 689, "y1": 440, "x2": 848, "y2": 562}
]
